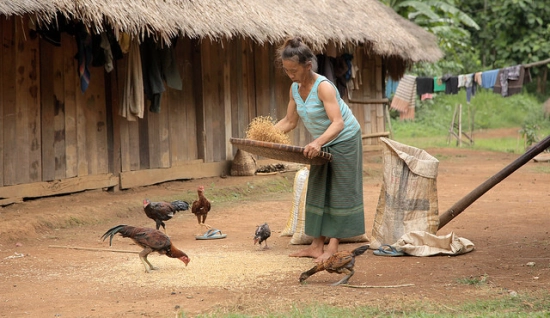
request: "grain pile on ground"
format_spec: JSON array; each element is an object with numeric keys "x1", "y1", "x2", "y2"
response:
[{"x1": 245, "y1": 116, "x2": 290, "y2": 144}]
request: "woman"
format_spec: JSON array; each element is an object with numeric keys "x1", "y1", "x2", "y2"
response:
[{"x1": 274, "y1": 37, "x2": 365, "y2": 263}]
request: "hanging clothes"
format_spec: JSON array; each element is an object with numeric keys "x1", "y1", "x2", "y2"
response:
[
  {"x1": 75, "y1": 23, "x2": 92, "y2": 93},
  {"x1": 415, "y1": 77, "x2": 434, "y2": 97},
  {"x1": 442, "y1": 75, "x2": 458, "y2": 95},
  {"x1": 140, "y1": 36, "x2": 183, "y2": 113},
  {"x1": 474, "y1": 72, "x2": 483, "y2": 87},
  {"x1": 390, "y1": 75, "x2": 417, "y2": 120},
  {"x1": 481, "y1": 69, "x2": 499, "y2": 89},
  {"x1": 120, "y1": 39, "x2": 144, "y2": 121},
  {"x1": 493, "y1": 65, "x2": 529, "y2": 97},
  {"x1": 385, "y1": 78, "x2": 399, "y2": 98},
  {"x1": 464, "y1": 74, "x2": 475, "y2": 103},
  {"x1": 316, "y1": 54, "x2": 337, "y2": 85},
  {"x1": 433, "y1": 77, "x2": 446, "y2": 92}
]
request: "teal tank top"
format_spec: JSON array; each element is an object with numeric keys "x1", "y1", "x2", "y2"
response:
[{"x1": 291, "y1": 75, "x2": 360, "y2": 146}]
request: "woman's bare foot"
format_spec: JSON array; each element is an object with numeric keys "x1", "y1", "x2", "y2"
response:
[
  {"x1": 289, "y1": 246, "x2": 323, "y2": 258},
  {"x1": 289, "y1": 237, "x2": 325, "y2": 258}
]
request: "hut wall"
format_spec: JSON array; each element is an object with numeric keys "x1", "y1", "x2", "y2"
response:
[
  {"x1": 0, "y1": 16, "x2": 387, "y2": 204},
  {"x1": 347, "y1": 50, "x2": 387, "y2": 149}
]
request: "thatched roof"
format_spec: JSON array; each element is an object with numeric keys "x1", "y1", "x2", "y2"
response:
[{"x1": 0, "y1": 0, "x2": 442, "y2": 63}]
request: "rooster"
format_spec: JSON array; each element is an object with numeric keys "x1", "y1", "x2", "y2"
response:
[
  {"x1": 254, "y1": 223, "x2": 271, "y2": 250},
  {"x1": 101, "y1": 224, "x2": 190, "y2": 273},
  {"x1": 143, "y1": 198, "x2": 189, "y2": 234},
  {"x1": 191, "y1": 185, "x2": 211, "y2": 234},
  {"x1": 299, "y1": 245, "x2": 369, "y2": 286}
]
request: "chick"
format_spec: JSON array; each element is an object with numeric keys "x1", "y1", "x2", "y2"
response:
[{"x1": 253, "y1": 223, "x2": 271, "y2": 250}]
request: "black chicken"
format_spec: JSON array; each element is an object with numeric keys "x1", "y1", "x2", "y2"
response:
[
  {"x1": 143, "y1": 199, "x2": 189, "y2": 234},
  {"x1": 299, "y1": 245, "x2": 369, "y2": 286},
  {"x1": 101, "y1": 224, "x2": 190, "y2": 273},
  {"x1": 253, "y1": 223, "x2": 271, "y2": 250}
]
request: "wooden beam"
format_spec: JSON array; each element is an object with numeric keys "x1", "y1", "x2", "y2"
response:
[
  {"x1": 362, "y1": 131, "x2": 390, "y2": 139},
  {"x1": 523, "y1": 58, "x2": 550, "y2": 69},
  {"x1": 119, "y1": 160, "x2": 230, "y2": 189},
  {"x1": 348, "y1": 98, "x2": 389, "y2": 105},
  {"x1": 0, "y1": 173, "x2": 119, "y2": 203}
]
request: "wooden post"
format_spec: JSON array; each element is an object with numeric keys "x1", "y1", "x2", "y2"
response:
[
  {"x1": 438, "y1": 134, "x2": 550, "y2": 230},
  {"x1": 385, "y1": 105, "x2": 393, "y2": 139},
  {"x1": 447, "y1": 105, "x2": 458, "y2": 145},
  {"x1": 458, "y1": 104, "x2": 462, "y2": 147}
]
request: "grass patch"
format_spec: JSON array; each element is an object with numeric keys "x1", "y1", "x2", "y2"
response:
[
  {"x1": 391, "y1": 91, "x2": 550, "y2": 154},
  {"x1": 529, "y1": 164, "x2": 550, "y2": 174},
  {"x1": 183, "y1": 290, "x2": 550, "y2": 317},
  {"x1": 456, "y1": 274, "x2": 489, "y2": 286},
  {"x1": 161, "y1": 174, "x2": 294, "y2": 205}
]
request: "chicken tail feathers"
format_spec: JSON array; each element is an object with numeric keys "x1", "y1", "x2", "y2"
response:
[
  {"x1": 171, "y1": 200, "x2": 190, "y2": 212},
  {"x1": 101, "y1": 224, "x2": 128, "y2": 246},
  {"x1": 352, "y1": 245, "x2": 369, "y2": 257}
]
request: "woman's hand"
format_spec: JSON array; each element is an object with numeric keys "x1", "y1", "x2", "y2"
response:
[{"x1": 304, "y1": 141, "x2": 322, "y2": 159}]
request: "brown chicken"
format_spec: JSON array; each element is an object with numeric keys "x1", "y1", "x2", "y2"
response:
[
  {"x1": 191, "y1": 185, "x2": 211, "y2": 233},
  {"x1": 299, "y1": 245, "x2": 369, "y2": 286},
  {"x1": 101, "y1": 224, "x2": 190, "y2": 273},
  {"x1": 143, "y1": 199, "x2": 189, "y2": 234}
]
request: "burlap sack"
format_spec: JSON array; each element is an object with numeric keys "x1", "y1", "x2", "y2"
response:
[
  {"x1": 280, "y1": 167, "x2": 309, "y2": 237},
  {"x1": 370, "y1": 138, "x2": 440, "y2": 249},
  {"x1": 394, "y1": 231, "x2": 475, "y2": 256}
]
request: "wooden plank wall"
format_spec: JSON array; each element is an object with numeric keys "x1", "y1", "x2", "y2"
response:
[
  {"x1": 348, "y1": 50, "x2": 386, "y2": 146},
  {"x1": 1, "y1": 17, "x2": 110, "y2": 190},
  {"x1": 1, "y1": 16, "x2": 15, "y2": 186},
  {"x1": 230, "y1": 37, "x2": 256, "y2": 141},
  {"x1": 116, "y1": 37, "x2": 199, "y2": 172},
  {"x1": 0, "y1": 17, "x2": 42, "y2": 186},
  {"x1": 1, "y1": 16, "x2": 388, "y2": 201}
]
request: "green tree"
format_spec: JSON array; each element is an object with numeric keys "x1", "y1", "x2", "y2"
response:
[
  {"x1": 381, "y1": 0, "x2": 480, "y2": 76},
  {"x1": 461, "y1": 0, "x2": 550, "y2": 95}
]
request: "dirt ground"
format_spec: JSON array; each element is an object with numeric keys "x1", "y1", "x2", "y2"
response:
[{"x1": 1, "y1": 128, "x2": 549, "y2": 317}]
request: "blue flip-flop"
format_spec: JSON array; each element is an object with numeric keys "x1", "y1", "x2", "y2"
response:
[
  {"x1": 195, "y1": 228, "x2": 227, "y2": 240},
  {"x1": 373, "y1": 244, "x2": 405, "y2": 257}
]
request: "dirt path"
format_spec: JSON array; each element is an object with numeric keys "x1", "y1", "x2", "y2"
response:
[{"x1": 1, "y1": 131, "x2": 549, "y2": 317}]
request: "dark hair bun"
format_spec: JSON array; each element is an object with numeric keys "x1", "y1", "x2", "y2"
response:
[{"x1": 290, "y1": 37, "x2": 302, "y2": 48}]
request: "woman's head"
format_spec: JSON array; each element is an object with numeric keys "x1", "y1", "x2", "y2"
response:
[{"x1": 277, "y1": 37, "x2": 317, "y2": 82}]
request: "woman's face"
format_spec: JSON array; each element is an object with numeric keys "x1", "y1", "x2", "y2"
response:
[{"x1": 282, "y1": 59, "x2": 311, "y2": 83}]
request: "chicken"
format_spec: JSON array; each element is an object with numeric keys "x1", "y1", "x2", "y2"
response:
[
  {"x1": 253, "y1": 223, "x2": 271, "y2": 250},
  {"x1": 101, "y1": 224, "x2": 190, "y2": 273},
  {"x1": 299, "y1": 245, "x2": 369, "y2": 286},
  {"x1": 143, "y1": 198, "x2": 189, "y2": 234},
  {"x1": 191, "y1": 185, "x2": 211, "y2": 233}
]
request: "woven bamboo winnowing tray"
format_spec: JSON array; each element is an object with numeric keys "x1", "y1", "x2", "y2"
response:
[{"x1": 230, "y1": 138, "x2": 332, "y2": 165}]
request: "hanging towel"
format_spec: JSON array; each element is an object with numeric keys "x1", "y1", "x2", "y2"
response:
[
  {"x1": 416, "y1": 77, "x2": 434, "y2": 97},
  {"x1": 481, "y1": 69, "x2": 499, "y2": 89},
  {"x1": 390, "y1": 75, "x2": 416, "y2": 120},
  {"x1": 120, "y1": 39, "x2": 144, "y2": 121}
]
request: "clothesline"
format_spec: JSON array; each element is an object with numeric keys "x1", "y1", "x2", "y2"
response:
[{"x1": 387, "y1": 63, "x2": 532, "y2": 120}]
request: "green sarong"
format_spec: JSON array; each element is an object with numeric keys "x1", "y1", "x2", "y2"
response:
[{"x1": 305, "y1": 130, "x2": 365, "y2": 238}]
